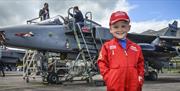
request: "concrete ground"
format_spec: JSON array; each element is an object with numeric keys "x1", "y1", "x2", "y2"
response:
[{"x1": 0, "y1": 71, "x2": 180, "y2": 91}]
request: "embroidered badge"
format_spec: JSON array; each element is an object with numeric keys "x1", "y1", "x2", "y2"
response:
[
  {"x1": 130, "y1": 46, "x2": 138, "y2": 51},
  {"x1": 109, "y1": 45, "x2": 116, "y2": 50},
  {"x1": 109, "y1": 45, "x2": 116, "y2": 55}
]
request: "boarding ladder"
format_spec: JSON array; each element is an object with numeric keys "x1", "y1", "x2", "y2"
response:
[
  {"x1": 23, "y1": 50, "x2": 39, "y2": 83},
  {"x1": 83, "y1": 12, "x2": 99, "y2": 66},
  {"x1": 66, "y1": 8, "x2": 99, "y2": 82}
]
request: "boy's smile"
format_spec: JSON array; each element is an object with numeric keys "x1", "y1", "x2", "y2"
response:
[{"x1": 110, "y1": 21, "x2": 131, "y2": 39}]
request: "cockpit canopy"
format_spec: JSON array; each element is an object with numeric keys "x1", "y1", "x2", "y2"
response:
[
  {"x1": 37, "y1": 16, "x2": 64, "y2": 25},
  {"x1": 27, "y1": 15, "x2": 101, "y2": 27},
  {"x1": 27, "y1": 15, "x2": 65, "y2": 25}
]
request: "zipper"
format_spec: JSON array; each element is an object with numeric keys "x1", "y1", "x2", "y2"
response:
[
  {"x1": 124, "y1": 50, "x2": 128, "y2": 56},
  {"x1": 112, "y1": 49, "x2": 115, "y2": 55},
  {"x1": 124, "y1": 49, "x2": 128, "y2": 89}
]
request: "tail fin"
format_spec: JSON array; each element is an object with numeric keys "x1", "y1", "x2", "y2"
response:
[
  {"x1": 164, "y1": 21, "x2": 178, "y2": 36},
  {"x1": 151, "y1": 36, "x2": 160, "y2": 45},
  {"x1": 171, "y1": 21, "x2": 178, "y2": 28}
]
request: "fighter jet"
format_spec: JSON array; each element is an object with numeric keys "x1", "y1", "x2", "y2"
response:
[
  {"x1": 127, "y1": 21, "x2": 180, "y2": 80},
  {"x1": 0, "y1": 47, "x2": 25, "y2": 71},
  {"x1": 0, "y1": 7, "x2": 179, "y2": 82},
  {"x1": 0, "y1": 8, "x2": 108, "y2": 83}
]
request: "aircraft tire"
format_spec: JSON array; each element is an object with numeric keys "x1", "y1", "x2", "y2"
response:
[
  {"x1": 149, "y1": 71, "x2": 158, "y2": 81},
  {"x1": 47, "y1": 72, "x2": 59, "y2": 84}
]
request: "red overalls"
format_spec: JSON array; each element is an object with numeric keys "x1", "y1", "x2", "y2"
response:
[{"x1": 97, "y1": 38, "x2": 144, "y2": 91}]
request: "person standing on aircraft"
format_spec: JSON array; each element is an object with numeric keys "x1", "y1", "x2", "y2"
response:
[
  {"x1": 0, "y1": 61, "x2": 5, "y2": 77},
  {"x1": 97, "y1": 11, "x2": 144, "y2": 91},
  {"x1": 39, "y1": 3, "x2": 50, "y2": 21},
  {"x1": 69, "y1": 6, "x2": 84, "y2": 27}
]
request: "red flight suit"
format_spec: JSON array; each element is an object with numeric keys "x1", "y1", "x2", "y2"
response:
[{"x1": 97, "y1": 38, "x2": 144, "y2": 91}]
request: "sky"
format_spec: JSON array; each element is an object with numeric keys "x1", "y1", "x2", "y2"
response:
[{"x1": 0, "y1": 0, "x2": 179, "y2": 33}]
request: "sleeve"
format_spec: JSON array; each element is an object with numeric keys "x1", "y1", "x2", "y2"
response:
[
  {"x1": 69, "y1": 12, "x2": 78, "y2": 17},
  {"x1": 137, "y1": 47, "x2": 145, "y2": 82},
  {"x1": 73, "y1": 12, "x2": 80, "y2": 20},
  {"x1": 47, "y1": 9, "x2": 50, "y2": 18},
  {"x1": 97, "y1": 44, "x2": 109, "y2": 81},
  {"x1": 39, "y1": 9, "x2": 43, "y2": 17},
  {"x1": 69, "y1": 12, "x2": 73, "y2": 17}
]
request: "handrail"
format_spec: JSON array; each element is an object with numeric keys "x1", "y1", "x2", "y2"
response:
[
  {"x1": 27, "y1": 17, "x2": 41, "y2": 24},
  {"x1": 85, "y1": 12, "x2": 92, "y2": 20},
  {"x1": 26, "y1": 15, "x2": 65, "y2": 24},
  {"x1": 85, "y1": 11, "x2": 92, "y2": 30},
  {"x1": 67, "y1": 7, "x2": 74, "y2": 21}
]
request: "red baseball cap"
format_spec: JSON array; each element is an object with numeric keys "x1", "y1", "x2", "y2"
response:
[{"x1": 109, "y1": 11, "x2": 130, "y2": 26}]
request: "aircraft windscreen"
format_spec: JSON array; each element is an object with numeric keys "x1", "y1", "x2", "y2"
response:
[
  {"x1": 37, "y1": 16, "x2": 64, "y2": 25},
  {"x1": 84, "y1": 19, "x2": 101, "y2": 27}
]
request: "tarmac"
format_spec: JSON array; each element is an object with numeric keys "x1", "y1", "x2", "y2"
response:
[{"x1": 1, "y1": 71, "x2": 180, "y2": 91}]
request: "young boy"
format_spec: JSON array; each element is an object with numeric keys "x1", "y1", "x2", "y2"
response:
[{"x1": 97, "y1": 11, "x2": 144, "y2": 91}]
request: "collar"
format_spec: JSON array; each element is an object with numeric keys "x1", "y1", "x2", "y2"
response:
[
  {"x1": 118, "y1": 39, "x2": 126, "y2": 49},
  {"x1": 113, "y1": 38, "x2": 133, "y2": 50}
]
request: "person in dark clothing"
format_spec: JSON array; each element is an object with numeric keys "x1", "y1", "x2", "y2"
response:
[
  {"x1": 0, "y1": 61, "x2": 5, "y2": 77},
  {"x1": 69, "y1": 6, "x2": 84, "y2": 27},
  {"x1": 39, "y1": 3, "x2": 50, "y2": 21}
]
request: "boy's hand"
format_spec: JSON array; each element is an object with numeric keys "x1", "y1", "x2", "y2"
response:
[{"x1": 138, "y1": 76, "x2": 143, "y2": 85}]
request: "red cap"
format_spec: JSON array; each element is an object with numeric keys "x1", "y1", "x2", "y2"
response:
[{"x1": 109, "y1": 11, "x2": 130, "y2": 26}]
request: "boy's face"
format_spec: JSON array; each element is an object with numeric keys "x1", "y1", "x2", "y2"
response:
[{"x1": 110, "y1": 21, "x2": 131, "y2": 39}]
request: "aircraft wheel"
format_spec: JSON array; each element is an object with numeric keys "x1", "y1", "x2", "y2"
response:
[
  {"x1": 47, "y1": 72, "x2": 59, "y2": 84},
  {"x1": 149, "y1": 71, "x2": 158, "y2": 81}
]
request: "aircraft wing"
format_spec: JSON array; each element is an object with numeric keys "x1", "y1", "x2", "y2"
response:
[
  {"x1": 127, "y1": 33, "x2": 156, "y2": 43},
  {"x1": 159, "y1": 36, "x2": 180, "y2": 46},
  {"x1": 127, "y1": 33, "x2": 180, "y2": 46}
]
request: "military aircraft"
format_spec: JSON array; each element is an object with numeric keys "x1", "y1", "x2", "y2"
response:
[
  {"x1": 0, "y1": 47, "x2": 25, "y2": 71},
  {"x1": 0, "y1": 7, "x2": 179, "y2": 83},
  {"x1": 127, "y1": 21, "x2": 180, "y2": 80},
  {"x1": 0, "y1": 8, "x2": 107, "y2": 83}
]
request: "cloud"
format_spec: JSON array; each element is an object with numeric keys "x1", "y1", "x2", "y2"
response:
[
  {"x1": 97, "y1": 0, "x2": 137, "y2": 28},
  {"x1": 0, "y1": 0, "x2": 135, "y2": 27},
  {"x1": 0, "y1": 0, "x2": 179, "y2": 35},
  {"x1": 130, "y1": 19, "x2": 180, "y2": 33},
  {"x1": 0, "y1": 1, "x2": 42, "y2": 26},
  {"x1": 0, "y1": 0, "x2": 119, "y2": 26}
]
